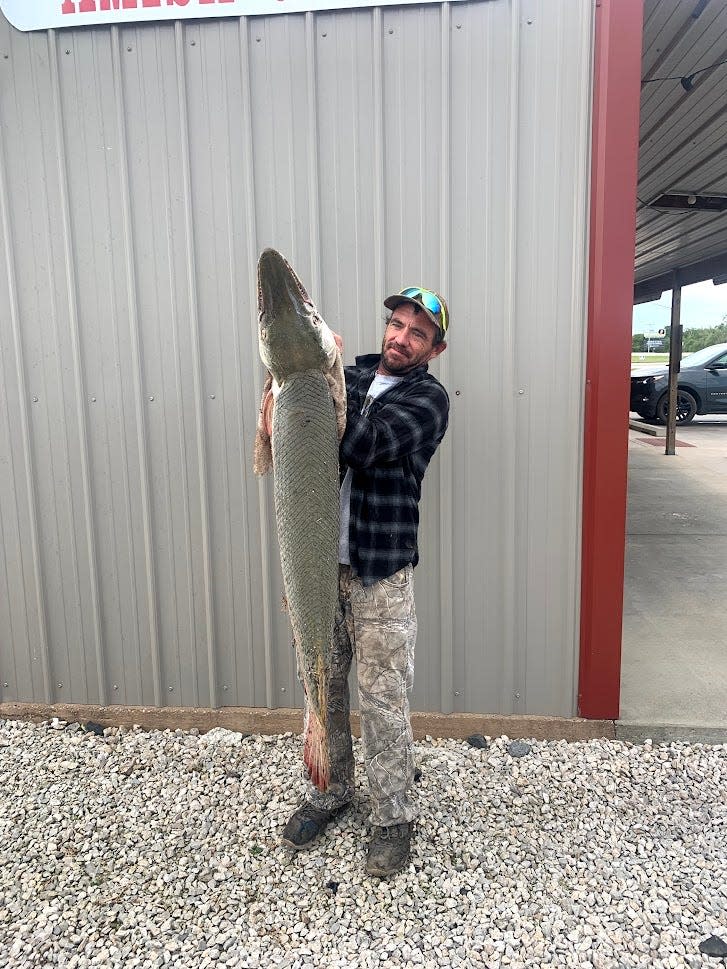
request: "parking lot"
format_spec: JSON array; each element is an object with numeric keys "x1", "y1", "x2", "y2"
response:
[{"x1": 620, "y1": 415, "x2": 727, "y2": 738}]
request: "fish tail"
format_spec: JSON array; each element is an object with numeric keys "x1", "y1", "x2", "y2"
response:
[
  {"x1": 303, "y1": 708, "x2": 330, "y2": 791},
  {"x1": 303, "y1": 653, "x2": 330, "y2": 791}
]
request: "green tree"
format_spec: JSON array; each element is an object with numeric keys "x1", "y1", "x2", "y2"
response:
[
  {"x1": 633, "y1": 321, "x2": 727, "y2": 354},
  {"x1": 682, "y1": 322, "x2": 727, "y2": 352}
]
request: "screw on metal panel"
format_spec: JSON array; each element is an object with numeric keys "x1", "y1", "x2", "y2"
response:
[
  {"x1": 65, "y1": 50, "x2": 71, "y2": 55},
  {"x1": 518, "y1": 389, "x2": 525, "y2": 395},
  {"x1": 222, "y1": 684, "x2": 229, "y2": 691},
  {"x1": 113, "y1": 684, "x2": 118, "y2": 690},
  {"x1": 3, "y1": 683, "x2": 8, "y2": 688},
  {"x1": 57, "y1": 683, "x2": 63, "y2": 689},
  {"x1": 388, "y1": 28, "x2": 394, "y2": 34},
  {"x1": 455, "y1": 390, "x2": 461, "y2": 396},
  {"x1": 91, "y1": 396, "x2": 96, "y2": 402},
  {"x1": 256, "y1": 37, "x2": 261, "y2": 42},
  {"x1": 209, "y1": 394, "x2": 215, "y2": 399},
  {"x1": 3, "y1": 54, "x2": 8, "y2": 59},
  {"x1": 191, "y1": 40, "x2": 196, "y2": 45},
  {"x1": 456, "y1": 24, "x2": 461, "y2": 29},
  {"x1": 514, "y1": 692, "x2": 521, "y2": 699},
  {"x1": 168, "y1": 685, "x2": 174, "y2": 691},
  {"x1": 32, "y1": 396, "x2": 39, "y2": 403},
  {"x1": 322, "y1": 32, "x2": 327, "y2": 36},
  {"x1": 454, "y1": 691, "x2": 461, "y2": 697},
  {"x1": 148, "y1": 396, "x2": 154, "y2": 401},
  {"x1": 281, "y1": 687, "x2": 286, "y2": 693}
]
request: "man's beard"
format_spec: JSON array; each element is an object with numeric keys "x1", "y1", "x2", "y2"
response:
[{"x1": 380, "y1": 339, "x2": 415, "y2": 374}]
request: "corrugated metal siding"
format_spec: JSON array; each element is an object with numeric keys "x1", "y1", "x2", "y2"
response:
[{"x1": 0, "y1": 0, "x2": 593, "y2": 717}]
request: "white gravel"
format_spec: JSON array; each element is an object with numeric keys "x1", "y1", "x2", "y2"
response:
[{"x1": 1, "y1": 718, "x2": 725, "y2": 969}]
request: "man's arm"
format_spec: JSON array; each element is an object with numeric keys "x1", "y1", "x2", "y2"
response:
[{"x1": 340, "y1": 382, "x2": 449, "y2": 469}]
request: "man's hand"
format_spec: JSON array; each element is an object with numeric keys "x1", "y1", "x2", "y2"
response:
[{"x1": 332, "y1": 331, "x2": 343, "y2": 352}]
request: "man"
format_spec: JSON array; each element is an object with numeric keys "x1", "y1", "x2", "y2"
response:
[{"x1": 281, "y1": 287, "x2": 450, "y2": 877}]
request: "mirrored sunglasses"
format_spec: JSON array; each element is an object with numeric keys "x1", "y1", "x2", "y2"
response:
[{"x1": 398, "y1": 287, "x2": 448, "y2": 334}]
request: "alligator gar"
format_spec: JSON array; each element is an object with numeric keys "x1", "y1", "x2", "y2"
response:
[{"x1": 256, "y1": 248, "x2": 346, "y2": 791}]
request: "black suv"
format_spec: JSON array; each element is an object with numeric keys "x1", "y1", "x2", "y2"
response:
[{"x1": 630, "y1": 343, "x2": 727, "y2": 424}]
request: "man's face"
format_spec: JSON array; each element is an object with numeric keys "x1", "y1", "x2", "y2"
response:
[{"x1": 379, "y1": 302, "x2": 447, "y2": 376}]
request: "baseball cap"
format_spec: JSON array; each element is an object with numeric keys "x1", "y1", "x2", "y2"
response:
[{"x1": 383, "y1": 287, "x2": 449, "y2": 336}]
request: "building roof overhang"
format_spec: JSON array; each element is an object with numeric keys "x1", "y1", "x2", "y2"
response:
[{"x1": 634, "y1": 0, "x2": 727, "y2": 297}]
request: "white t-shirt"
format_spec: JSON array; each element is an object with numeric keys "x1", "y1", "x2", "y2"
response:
[{"x1": 339, "y1": 373, "x2": 402, "y2": 565}]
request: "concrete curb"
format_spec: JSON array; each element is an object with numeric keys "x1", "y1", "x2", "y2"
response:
[
  {"x1": 1, "y1": 702, "x2": 615, "y2": 742},
  {"x1": 629, "y1": 418, "x2": 665, "y2": 436}
]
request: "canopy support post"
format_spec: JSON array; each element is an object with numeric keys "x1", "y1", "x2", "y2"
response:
[{"x1": 665, "y1": 280, "x2": 683, "y2": 456}]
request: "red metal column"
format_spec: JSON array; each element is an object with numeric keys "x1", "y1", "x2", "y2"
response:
[{"x1": 578, "y1": 0, "x2": 643, "y2": 718}]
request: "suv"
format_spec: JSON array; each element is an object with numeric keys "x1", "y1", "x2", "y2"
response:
[{"x1": 630, "y1": 343, "x2": 727, "y2": 424}]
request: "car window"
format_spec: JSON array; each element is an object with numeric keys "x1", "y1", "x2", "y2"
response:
[
  {"x1": 707, "y1": 352, "x2": 727, "y2": 369},
  {"x1": 682, "y1": 345, "x2": 727, "y2": 367}
]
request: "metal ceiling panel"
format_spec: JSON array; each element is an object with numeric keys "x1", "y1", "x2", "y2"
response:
[{"x1": 636, "y1": 0, "x2": 727, "y2": 286}]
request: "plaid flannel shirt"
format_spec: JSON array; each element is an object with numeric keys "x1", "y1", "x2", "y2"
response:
[{"x1": 340, "y1": 354, "x2": 450, "y2": 586}]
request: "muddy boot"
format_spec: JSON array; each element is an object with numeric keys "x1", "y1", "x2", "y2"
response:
[
  {"x1": 365, "y1": 822, "x2": 412, "y2": 877},
  {"x1": 281, "y1": 802, "x2": 347, "y2": 851}
]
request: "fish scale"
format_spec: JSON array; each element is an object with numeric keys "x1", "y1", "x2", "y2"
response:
[{"x1": 273, "y1": 369, "x2": 340, "y2": 657}]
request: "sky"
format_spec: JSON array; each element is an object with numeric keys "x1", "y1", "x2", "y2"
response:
[{"x1": 633, "y1": 279, "x2": 727, "y2": 333}]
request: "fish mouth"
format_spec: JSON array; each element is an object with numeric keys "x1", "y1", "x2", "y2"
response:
[
  {"x1": 257, "y1": 248, "x2": 332, "y2": 380},
  {"x1": 257, "y1": 248, "x2": 312, "y2": 324}
]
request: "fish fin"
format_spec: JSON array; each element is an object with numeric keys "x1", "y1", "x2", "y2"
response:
[
  {"x1": 325, "y1": 351, "x2": 347, "y2": 443},
  {"x1": 253, "y1": 371, "x2": 274, "y2": 476},
  {"x1": 303, "y1": 709, "x2": 330, "y2": 792}
]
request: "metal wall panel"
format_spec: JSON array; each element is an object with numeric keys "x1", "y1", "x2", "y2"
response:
[{"x1": 0, "y1": 0, "x2": 593, "y2": 717}]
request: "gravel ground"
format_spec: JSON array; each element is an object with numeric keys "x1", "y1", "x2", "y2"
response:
[{"x1": 0, "y1": 718, "x2": 726, "y2": 969}]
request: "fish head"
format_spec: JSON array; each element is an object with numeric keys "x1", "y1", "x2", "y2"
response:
[{"x1": 257, "y1": 248, "x2": 337, "y2": 383}]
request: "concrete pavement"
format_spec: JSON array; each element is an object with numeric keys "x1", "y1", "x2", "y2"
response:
[{"x1": 619, "y1": 416, "x2": 727, "y2": 741}]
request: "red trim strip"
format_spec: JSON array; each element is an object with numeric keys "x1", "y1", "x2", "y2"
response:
[{"x1": 579, "y1": 0, "x2": 643, "y2": 719}]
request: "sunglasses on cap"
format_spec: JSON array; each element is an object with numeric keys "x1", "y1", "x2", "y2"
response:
[{"x1": 397, "y1": 287, "x2": 448, "y2": 334}]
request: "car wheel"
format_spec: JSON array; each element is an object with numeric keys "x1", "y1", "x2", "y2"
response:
[{"x1": 656, "y1": 389, "x2": 697, "y2": 425}]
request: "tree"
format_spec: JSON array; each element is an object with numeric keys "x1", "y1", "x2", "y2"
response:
[
  {"x1": 682, "y1": 322, "x2": 727, "y2": 352},
  {"x1": 632, "y1": 322, "x2": 727, "y2": 355}
]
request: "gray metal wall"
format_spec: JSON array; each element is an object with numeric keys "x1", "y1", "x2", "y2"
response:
[{"x1": 0, "y1": 0, "x2": 593, "y2": 717}]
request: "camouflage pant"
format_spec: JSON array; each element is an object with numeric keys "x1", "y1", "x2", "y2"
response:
[{"x1": 302, "y1": 564, "x2": 417, "y2": 826}]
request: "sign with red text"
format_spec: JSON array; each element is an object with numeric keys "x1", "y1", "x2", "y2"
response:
[{"x1": 1, "y1": 0, "x2": 460, "y2": 31}]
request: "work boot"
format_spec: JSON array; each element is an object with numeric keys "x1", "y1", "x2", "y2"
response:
[
  {"x1": 280, "y1": 802, "x2": 346, "y2": 851},
  {"x1": 365, "y1": 822, "x2": 412, "y2": 877}
]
